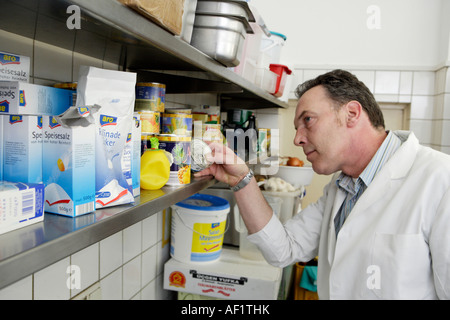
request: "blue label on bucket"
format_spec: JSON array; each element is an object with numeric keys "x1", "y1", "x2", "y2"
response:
[{"x1": 176, "y1": 193, "x2": 229, "y2": 211}]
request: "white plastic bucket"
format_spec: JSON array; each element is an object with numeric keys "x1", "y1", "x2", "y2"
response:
[{"x1": 171, "y1": 193, "x2": 230, "y2": 263}]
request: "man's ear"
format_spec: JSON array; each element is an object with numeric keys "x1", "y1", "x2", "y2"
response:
[{"x1": 345, "y1": 100, "x2": 362, "y2": 128}]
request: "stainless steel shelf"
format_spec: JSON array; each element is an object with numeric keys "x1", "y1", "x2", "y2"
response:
[
  {"x1": 0, "y1": 176, "x2": 216, "y2": 290},
  {"x1": 71, "y1": 0, "x2": 288, "y2": 109},
  {"x1": 0, "y1": 0, "x2": 287, "y2": 109}
]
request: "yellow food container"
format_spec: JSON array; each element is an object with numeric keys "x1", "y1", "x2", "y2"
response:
[{"x1": 140, "y1": 137, "x2": 170, "y2": 190}]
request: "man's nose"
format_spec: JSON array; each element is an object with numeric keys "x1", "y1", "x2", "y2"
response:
[{"x1": 294, "y1": 129, "x2": 306, "y2": 146}]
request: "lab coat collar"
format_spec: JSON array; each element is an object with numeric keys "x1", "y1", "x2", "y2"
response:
[{"x1": 388, "y1": 131, "x2": 419, "y2": 179}]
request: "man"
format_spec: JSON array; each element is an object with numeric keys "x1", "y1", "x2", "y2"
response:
[{"x1": 195, "y1": 70, "x2": 450, "y2": 299}]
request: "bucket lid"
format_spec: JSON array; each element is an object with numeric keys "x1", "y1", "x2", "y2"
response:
[
  {"x1": 175, "y1": 193, "x2": 229, "y2": 211},
  {"x1": 270, "y1": 31, "x2": 287, "y2": 41},
  {"x1": 270, "y1": 64, "x2": 292, "y2": 75}
]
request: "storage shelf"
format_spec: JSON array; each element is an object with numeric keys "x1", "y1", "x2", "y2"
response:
[
  {"x1": 75, "y1": 0, "x2": 287, "y2": 108},
  {"x1": 0, "y1": 176, "x2": 216, "y2": 290},
  {"x1": 0, "y1": 0, "x2": 286, "y2": 290},
  {"x1": 1, "y1": 0, "x2": 287, "y2": 109}
]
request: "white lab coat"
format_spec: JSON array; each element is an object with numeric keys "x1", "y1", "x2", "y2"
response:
[{"x1": 248, "y1": 131, "x2": 450, "y2": 299}]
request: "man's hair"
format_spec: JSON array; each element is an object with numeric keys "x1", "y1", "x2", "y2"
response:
[{"x1": 295, "y1": 69, "x2": 385, "y2": 129}]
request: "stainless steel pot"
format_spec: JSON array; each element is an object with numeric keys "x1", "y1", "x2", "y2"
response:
[
  {"x1": 191, "y1": 14, "x2": 247, "y2": 67},
  {"x1": 196, "y1": 0, "x2": 255, "y2": 22}
]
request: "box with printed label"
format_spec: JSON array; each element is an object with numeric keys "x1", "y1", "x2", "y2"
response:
[
  {"x1": 0, "y1": 115, "x2": 3, "y2": 180},
  {"x1": 164, "y1": 248, "x2": 282, "y2": 300},
  {"x1": 0, "y1": 81, "x2": 73, "y2": 115},
  {"x1": 0, "y1": 181, "x2": 44, "y2": 235},
  {"x1": 0, "y1": 51, "x2": 30, "y2": 82},
  {"x1": 42, "y1": 113, "x2": 96, "y2": 217},
  {"x1": 3, "y1": 114, "x2": 43, "y2": 184},
  {"x1": 132, "y1": 113, "x2": 141, "y2": 196}
]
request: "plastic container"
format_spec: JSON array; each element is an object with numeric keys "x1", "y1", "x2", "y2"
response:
[
  {"x1": 255, "y1": 68, "x2": 278, "y2": 93},
  {"x1": 258, "y1": 31, "x2": 286, "y2": 68},
  {"x1": 140, "y1": 136, "x2": 170, "y2": 190},
  {"x1": 274, "y1": 165, "x2": 314, "y2": 188},
  {"x1": 262, "y1": 189, "x2": 304, "y2": 224},
  {"x1": 269, "y1": 64, "x2": 292, "y2": 97},
  {"x1": 171, "y1": 193, "x2": 230, "y2": 263},
  {"x1": 232, "y1": 21, "x2": 264, "y2": 81},
  {"x1": 279, "y1": 71, "x2": 293, "y2": 102},
  {"x1": 234, "y1": 195, "x2": 282, "y2": 261}
]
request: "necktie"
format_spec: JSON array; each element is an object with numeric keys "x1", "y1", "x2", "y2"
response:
[{"x1": 334, "y1": 179, "x2": 365, "y2": 237}]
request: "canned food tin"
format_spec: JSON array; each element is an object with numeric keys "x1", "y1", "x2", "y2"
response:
[
  {"x1": 161, "y1": 113, "x2": 192, "y2": 136},
  {"x1": 135, "y1": 82, "x2": 166, "y2": 112},
  {"x1": 158, "y1": 134, "x2": 191, "y2": 185},
  {"x1": 165, "y1": 108, "x2": 191, "y2": 114},
  {"x1": 138, "y1": 110, "x2": 160, "y2": 134},
  {"x1": 192, "y1": 112, "x2": 209, "y2": 122},
  {"x1": 202, "y1": 123, "x2": 223, "y2": 143}
]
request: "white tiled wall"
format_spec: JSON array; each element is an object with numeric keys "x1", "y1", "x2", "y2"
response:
[
  {"x1": 0, "y1": 210, "x2": 175, "y2": 300},
  {"x1": 287, "y1": 67, "x2": 450, "y2": 154}
]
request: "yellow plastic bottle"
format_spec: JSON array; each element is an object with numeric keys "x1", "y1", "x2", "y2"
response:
[{"x1": 140, "y1": 137, "x2": 170, "y2": 190}]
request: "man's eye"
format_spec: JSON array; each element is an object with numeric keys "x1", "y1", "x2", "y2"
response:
[{"x1": 304, "y1": 116, "x2": 311, "y2": 123}]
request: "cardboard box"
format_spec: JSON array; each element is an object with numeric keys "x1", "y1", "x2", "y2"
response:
[
  {"x1": 119, "y1": 0, "x2": 184, "y2": 35},
  {"x1": 0, "y1": 115, "x2": 3, "y2": 181},
  {"x1": 3, "y1": 115, "x2": 43, "y2": 184},
  {"x1": 0, "y1": 81, "x2": 73, "y2": 115},
  {"x1": 131, "y1": 113, "x2": 141, "y2": 197},
  {"x1": 0, "y1": 51, "x2": 30, "y2": 82},
  {"x1": 0, "y1": 181, "x2": 44, "y2": 235},
  {"x1": 122, "y1": 113, "x2": 141, "y2": 198},
  {"x1": 164, "y1": 248, "x2": 282, "y2": 300},
  {"x1": 42, "y1": 113, "x2": 96, "y2": 217}
]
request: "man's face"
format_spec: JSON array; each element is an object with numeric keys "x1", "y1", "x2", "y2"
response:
[{"x1": 293, "y1": 85, "x2": 349, "y2": 175}]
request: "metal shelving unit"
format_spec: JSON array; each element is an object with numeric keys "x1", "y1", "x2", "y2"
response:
[
  {"x1": 1, "y1": 0, "x2": 288, "y2": 108},
  {"x1": 0, "y1": 0, "x2": 287, "y2": 290}
]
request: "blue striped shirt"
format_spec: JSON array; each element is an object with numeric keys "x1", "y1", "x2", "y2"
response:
[{"x1": 334, "y1": 131, "x2": 402, "y2": 236}]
